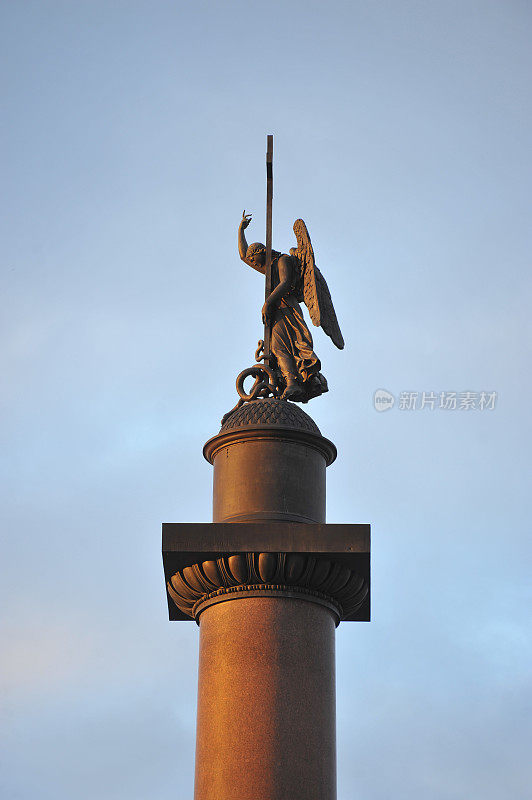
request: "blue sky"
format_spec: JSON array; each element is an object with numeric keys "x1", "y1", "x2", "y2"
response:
[{"x1": 1, "y1": 2, "x2": 531, "y2": 798}]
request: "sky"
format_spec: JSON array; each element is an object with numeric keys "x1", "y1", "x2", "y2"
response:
[{"x1": 1, "y1": 1, "x2": 531, "y2": 798}]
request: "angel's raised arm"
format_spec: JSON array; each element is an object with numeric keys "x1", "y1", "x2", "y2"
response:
[{"x1": 238, "y1": 211, "x2": 252, "y2": 262}]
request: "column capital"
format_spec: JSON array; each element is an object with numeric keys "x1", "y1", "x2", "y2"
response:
[
  {"x1": 163, "y1": 522, "x2": 370, "y2": 622},
  {"x1": 167, "y1": 551, "x2": 368, "y2": 625}
]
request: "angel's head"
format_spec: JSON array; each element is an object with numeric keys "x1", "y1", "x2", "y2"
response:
[{"x1": 246, "y1": 242, "x2": 266, "y2": 268}]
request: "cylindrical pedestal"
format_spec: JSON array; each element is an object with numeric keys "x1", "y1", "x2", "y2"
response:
[
  {"x1": 211, "y1": 436, "x2": 328, "y2": 522},
  {"x1": 194, "y1": 595, "x2": 336, "y2": 800},
  {"x1": 203, "y1": 400, "x2": 336, "y2": 525}
]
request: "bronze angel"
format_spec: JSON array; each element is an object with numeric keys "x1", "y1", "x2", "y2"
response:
[{"x1": 238, "y1": 212, "x2": 344, "y2": 402}]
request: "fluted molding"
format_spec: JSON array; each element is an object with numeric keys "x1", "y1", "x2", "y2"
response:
[{"x1": 167, "y1": 552, "x2": 368, "y2": 622}]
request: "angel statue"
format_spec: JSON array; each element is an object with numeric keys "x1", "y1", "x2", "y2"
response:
[{"x1": 238, "y1": 211, "x2": 344, "y2": 402}]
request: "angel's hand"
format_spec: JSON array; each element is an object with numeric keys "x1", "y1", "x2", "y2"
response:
[
  {"x1": 262, "y1": 301, "x2": 272, "y2": 324},
  {"x1": 241, "y1": 210, "x2": 252, "y2": 230}
]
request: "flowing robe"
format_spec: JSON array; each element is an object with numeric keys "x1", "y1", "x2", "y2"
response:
[{"x1": 269, "y1": 255, "x2": 321, "y2": 387}]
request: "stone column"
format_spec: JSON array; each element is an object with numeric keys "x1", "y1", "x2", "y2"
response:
[
  {"x1": 163, "y1": 399, "x2": 370, "y2": 800},
  {"x1": 194, "y1": 596, "x2": 336, "y2": 800}
]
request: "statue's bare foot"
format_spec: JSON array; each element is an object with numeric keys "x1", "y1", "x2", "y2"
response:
[{"x1": 281, "y1": 383, "x2": 303, "y2": 401}]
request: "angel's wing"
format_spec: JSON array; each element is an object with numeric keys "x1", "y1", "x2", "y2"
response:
[{"x1": 293, "y1": 219, "x2": 345, "y2": 350}]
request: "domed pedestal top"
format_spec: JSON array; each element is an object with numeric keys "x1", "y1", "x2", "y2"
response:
[{"x1": 220, "y1": 398, "x2": 321, "y2": 435}]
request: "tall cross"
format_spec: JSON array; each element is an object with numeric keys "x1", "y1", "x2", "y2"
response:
[{"x1": 264, "y1": 134, "x2": 273, "y2": 365}]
